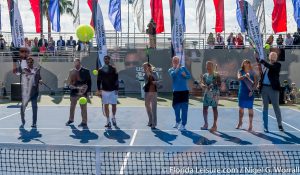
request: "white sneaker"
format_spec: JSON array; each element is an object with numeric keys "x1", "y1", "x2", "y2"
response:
[
  {"x1": 173, "y1": 123, "x2": 180, "y2": 129},
  {"x1": 178, "y1": 125, "x2": 186, "y2": 131}
]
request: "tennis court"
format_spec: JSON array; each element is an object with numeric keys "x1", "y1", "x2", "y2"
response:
[{"x1": 1, "y1": 101, "x2": 300, "y2": 174}]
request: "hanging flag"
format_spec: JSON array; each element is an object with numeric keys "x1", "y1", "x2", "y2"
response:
[
  {"x1": 236, "y1": 0, "x2": 246, "y2": 32},
  {"x1": 7, "y1": 0, "x2": 24, "y2": 47},
  {"x1": 0, "y1": 4, "x2": 2, "y2": 31},
  {"x1": 272, "y1": 0, "x2": 287, "y2": 33},
  {"x1": 150, "y1": 0, "x2": 164, "y2": 34},
  {"x1": 195, "y1": 0, "x2": 206, "y2": 33},
  {"x1": 108, "y1": 0, "x2": 122, "y2": 32},
  {"x1": 244, "y1": 1, "x2": 264, "y2": 60},
  {"x1": 252, "y1": 0, "x2": 265, "y2": 34},
  {"x1": 87, "y1": 0, "x2": 98, "y2": 28},
  {"x1": 94, "y1": 1, "x2": 107, "y2": 67},
  {"x1": 172, "y1": 0, "x2": 185, "y2": 65},
  {"x1": 178, "y1": 0, "x2": 185, "y2": 32},
  {"x1": 49, "y1": 0, "x2": 60, "y2": 32},
  {"x1": 29, "y1": 0, "x2": 41, "y2": 33},
  {"x1": 132, "y1": 0, "x2": 145, "y2": 32},
  {"x1": 292, "y1": 0, "x2": 300, "y2": 28},
  {"x1": 213, "y1": 0, "x2": 224, "y2": 33},
  {"x1": 73, "y1": 0, "x2": 80, "y2": 27},
  {"x1": 169, "y1": 0, "x2": 185, "y2": 32},
  {"x1": 169, "y1": 0, "x2": 175, "y2": 27}
]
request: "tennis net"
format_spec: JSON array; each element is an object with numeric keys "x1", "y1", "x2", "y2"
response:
[{"x1": 1, "y1": 143, "x2": 300, "y2": 174}]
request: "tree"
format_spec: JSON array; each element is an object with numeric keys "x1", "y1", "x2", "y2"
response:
[{"x1": 41, "y1": 0, "x2": 75, "y2": 39}]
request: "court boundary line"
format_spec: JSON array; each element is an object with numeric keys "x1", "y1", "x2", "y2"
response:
[
  {"x1": 0, "y1": 108, "x2": 31, "y2": 121},
  {"x1": 0, "y1": 141, "x2": 299, "y2": 148},
  {"x1": 6, "y1": 105, "x2": 242, "y2": 109},
  {"x1": 254, "y1": 108, "x2": 300, "y2": 132},
  {"x1": 119, "y1": 129, "x2": 137, "y2": 175},
  {"x1": 1, "y1": 127, "x2": 298, "y2": 132},
  {"x1": 288, "y1": 107, "x2": 300, "y2": 113},
  {"x1": 0, "y1": 128, "x2": 298, "y2": 133}
]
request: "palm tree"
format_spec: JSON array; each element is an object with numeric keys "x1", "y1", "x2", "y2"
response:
[{"x1": 41, "y1": 0, "x2": 75, "y2": 39}]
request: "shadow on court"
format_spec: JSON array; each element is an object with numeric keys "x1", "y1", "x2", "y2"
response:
[
  {"x1": 18, "y1": 126, "x2": 43, "y2": 143},
  {"x1": 250, "y1": 131, "x2": 294, "y2": 144},
  {"x1": 151, "y1": 128, "x2": 177, "y2": 145},
  {"x1": 69, "y1": 125, "x2": 99, "y2": 144},
  {"x1": 269, "y1": 131, "x2": 300, "y2": 144},
  {"x1": 211, "y1": 131, "x2": 252, "y2": 145},
  {"x1": 181, "y1": 130, "x2": 217, "y2": 145},
  {"x1": 103, "y1": 128, "x2": 131, "y2": 143}
]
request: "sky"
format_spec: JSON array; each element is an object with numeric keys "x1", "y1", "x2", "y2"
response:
[{"x1": 0, "y1": 0, "x2": 297, "y2": 34}]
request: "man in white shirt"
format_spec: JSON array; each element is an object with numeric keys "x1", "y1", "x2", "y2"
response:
[{"x1": 285, "y1": 33, "x2": 293, "y2": 49}]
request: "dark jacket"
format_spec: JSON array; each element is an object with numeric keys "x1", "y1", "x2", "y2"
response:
[
  {"x1": 68, "y1": 67, "x2": 91, "y2": 97},
  {"x1": 66, "y1": 40, "x2": 77, "y2": 48},
  {"x1": 260, "y1": 59, "x2": 281, "y2": 91},
  {"x1": 38, "y1": 39, "x2": 48, "y2": 47},
  {"x1": 57, "y1": 39, "x2": 66, "y2": 47},
  {"x1": 97, "y1": 65, "x2": 119, "y2": 91}
]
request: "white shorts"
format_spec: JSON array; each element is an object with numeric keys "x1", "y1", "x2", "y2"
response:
[{"x1": 102, "y1": 90, "x2": 118, "y2": 104}]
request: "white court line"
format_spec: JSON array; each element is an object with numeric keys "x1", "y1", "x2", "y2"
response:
[
  {"x1": 0, "y1": 108, "x2": 30, "y2": 121},
  {"x1": 254, "y1": 108, "x2": 300, "y2": 132},
  {"x1": 286, "y1": 107, "x2": 300, "y2": 113},
  {"x1": 119, "y1": 129, "x2": 138, "y2": 175},
  {"x1": 11, "y1": 105, "x2": 241, "y2": 109},
  {"x1": 1, "y1": 141, "x2": 296, "y2": 148},
  {"x1": 0, "y1": 128, "x2": 298, "y2": 133}
]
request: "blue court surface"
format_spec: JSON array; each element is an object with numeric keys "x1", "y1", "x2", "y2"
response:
[
  {"x1": 1, "y1": 105, "x2": 300, "y2": 175},
  {"x1": 1, "y1": 105, "x2": 300, "y2": 146}
]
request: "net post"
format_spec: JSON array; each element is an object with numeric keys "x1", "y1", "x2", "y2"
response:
[{"x1": 95, "y1": 147, "x2": 101, "y2": 175}]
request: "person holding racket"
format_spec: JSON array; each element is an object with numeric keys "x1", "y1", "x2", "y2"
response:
[
  {"x1": 168, "y1": 56, "x2": 191, "y2": 131},
  {"x1": 236, "y1": 59, "x2": 257, "y2": 131},
  {"x1": 66, "y1": 58, "x2": 91, "y2": 128},
  {"x1": 200, "y1": 61, "x2": 221, "y2": 132},
  {"x1": 97, "y1": 55, "x2": 119, "y2": 128}
]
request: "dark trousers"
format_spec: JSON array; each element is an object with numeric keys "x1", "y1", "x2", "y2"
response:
[
  {"x1": 21, "y1": 94, "x2": 38, "y2": 125},
  {"x1": 173, "y1": 102, "x2": 189, "y2": 126}
]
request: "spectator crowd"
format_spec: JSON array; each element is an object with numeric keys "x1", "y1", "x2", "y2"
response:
[
  {"x1": 206, "y1": 32, "x2": 300, "y2": 49},
  {"x1": 0, "y1": 34, "x2": 92, "y2": 53}
]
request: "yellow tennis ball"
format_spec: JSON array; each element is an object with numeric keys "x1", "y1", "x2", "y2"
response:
[
  {"x1": 264, "y1": 44, "x2": 271, "y2": 50},
  {"x1": 79, "y1": 97, "x2": 87, "y2": 105},
  {"x1": 93, "y1": 69, "x2": 98, "y2": 76},
  {"x1": 76, "y1": 24, "x2": 95, "y2": 42}
]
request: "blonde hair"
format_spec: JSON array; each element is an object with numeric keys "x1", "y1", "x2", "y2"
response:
[
  {"x1": 206, "y1": 61, "x2": 217, "y2": 73},
  {"x1": 142, "y1": 62, "x2": 155, "y2": 71},
  {"x1": 206, "y1": 61, "x2": 214, "y2": 68}
]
